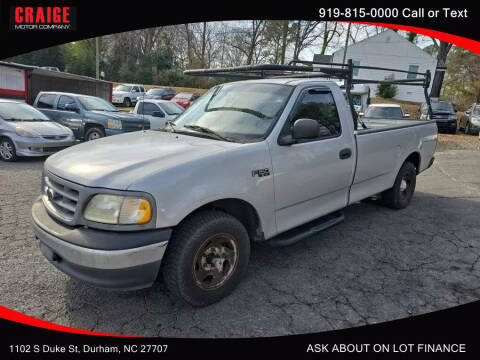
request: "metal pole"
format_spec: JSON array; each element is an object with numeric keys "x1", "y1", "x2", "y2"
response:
[
  {"x1": 95, "y1": 37, "x2": 99, "y2": 79},
  {"x1": 342, "y1": 23, "x2": 351, "y2": 67}
]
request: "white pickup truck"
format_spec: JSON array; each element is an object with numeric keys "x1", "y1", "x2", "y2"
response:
[{"x1": 31, "y1": 62, "x2": 437, "y2": 306}]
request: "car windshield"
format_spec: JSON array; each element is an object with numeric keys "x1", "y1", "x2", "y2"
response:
[
  {"x1": 365, "y1": 106, "x2": 404, "y2": 119},
  {"x1": 115, "y1": 85, "x2": 132, "y2": 92},
  {"x1": 160, "y1": 102, "x2": 184, "y2": 115},
  {"x1": 0, "y1": 102, "x2": 50, "y2": 121},
  {"x1": 175, "y1": 93, "x2": 193, "y2": 99},
  {"x1": 78, "y1": 96, "x2": 118, "y2": 112},
  {"x1": 147, "y1": 88, "x2": 166, "y2": 95},
  {"x1": 431, "y1": 101, "x2": 454, "y2": 113},
  {"x1": 172, "y1": 83, "x2": 293, "y2": 142}
]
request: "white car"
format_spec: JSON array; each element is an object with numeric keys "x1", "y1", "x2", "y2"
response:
[
  {"x1": 362, "y1": 104, "x2": 410, "y2": 119},
  {"x1": 112, "y1": 84, "x2": 145, "y2": 107},
  {"x1": 132, "y1": 99, "x2": 184, "y2": 130}
]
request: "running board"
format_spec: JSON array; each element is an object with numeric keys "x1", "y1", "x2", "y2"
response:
[{"x1": 268, "y1": 211, "x2": 345, "y2": 247}]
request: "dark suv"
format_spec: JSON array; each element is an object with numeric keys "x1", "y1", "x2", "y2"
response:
[
  {"x1": 420, "y1": 100, "x2": 457, "y2": 134},
  {"x1": 34, "y1": 92, "x2": 149, "y2": 141}
]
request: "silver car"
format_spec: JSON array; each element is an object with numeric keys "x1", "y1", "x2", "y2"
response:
[{"x1": 0, "y1": 99, "x2": 76, "y2": 162}]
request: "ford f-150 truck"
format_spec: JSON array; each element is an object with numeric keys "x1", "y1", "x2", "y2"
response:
[{"x1": 31, "y1": 61, "x2": 437, "y2": 306}]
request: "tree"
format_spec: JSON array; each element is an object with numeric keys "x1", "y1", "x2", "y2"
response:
[
  {"x1": 319, "y1": 22, "x2": 341, "y2": 55},
  {"x1": 430, "y1": 39, "x2": 453, "y2": 97},
  {"x1": 443, "y1": 46, "x2": 480, "y2": 108},
  {"x1": 291, "y1": 21, "x2": 322, "y2": 60},
  {"x1": 376, "y1": 74, "x2": 398, "y2": 98}
]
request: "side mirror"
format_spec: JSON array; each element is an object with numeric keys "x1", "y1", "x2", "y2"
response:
[
  {"x1": 293, "y1": 119, "x2": 319, "y2": 140},
  {"x1": 404, "y1": 113, "x2": 410, "y2": 118},
  {"x1": 152, "y1": 111, "x2": 165, "y2": 118},
  {"x1": 131, "y1": 89, "x2": 137, "y2": 93}
]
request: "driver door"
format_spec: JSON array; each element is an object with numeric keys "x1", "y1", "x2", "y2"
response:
[
  {"x1": 53, "y1": 95, "x2": 83, "y2": 137},
  {"x1": 269, "y1": 87, "x2": 356, "y2": 234}
]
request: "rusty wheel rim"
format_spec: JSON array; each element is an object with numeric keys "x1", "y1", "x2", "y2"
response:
[{"x1": 192, "y1": 233, "x2": 238, "y2": 291}]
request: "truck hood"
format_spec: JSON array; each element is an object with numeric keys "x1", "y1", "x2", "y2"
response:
[
  {"x1": 88, "y1": 110, "x2": 141, "y2": 122},
  {"x1": 12, "y1": 121, "x2": 70, "y2": 136},
  {"x1": 45, "y1": 130, "x2": 238, "y2": 190}
]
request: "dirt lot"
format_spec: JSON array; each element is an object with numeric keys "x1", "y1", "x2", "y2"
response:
[
  {"x1": 0, "y1": 141, "x2": 479, "y2": 337},
  {"x1": 437, "y1": 133, "x2": 480, "y2": 151}
]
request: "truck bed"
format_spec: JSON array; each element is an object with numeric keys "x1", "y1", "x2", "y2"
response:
[{"x1": 357, "y1": 118, "x2": 430, "y2": 135}]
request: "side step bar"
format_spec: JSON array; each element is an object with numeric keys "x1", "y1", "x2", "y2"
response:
[{"x1": 268, "y1": 211, "x2": 345, "y2": 247}]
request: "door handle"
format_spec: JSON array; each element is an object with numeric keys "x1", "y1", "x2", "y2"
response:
[{"x1": 339, "y1": 148, "x2": 352, "y2": 160}]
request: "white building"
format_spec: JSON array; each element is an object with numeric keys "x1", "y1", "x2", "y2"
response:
[{"x1": 329, "y1": 30, "x2": 437, "y2": 103}]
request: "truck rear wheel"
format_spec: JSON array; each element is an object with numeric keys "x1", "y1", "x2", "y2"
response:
[
  {"x1": 381, "y1": 161, "x2": 416, "y2": 209},
  {"x1": 162, "y1": 210, "x2": 250, "y2": 307}
]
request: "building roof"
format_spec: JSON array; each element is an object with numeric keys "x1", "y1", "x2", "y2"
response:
[
  {"x1": 332, "y1": 29, "x2": 435, "y2": 61},
  {"x1": 0, "y1": 61, "x2": 112, "y2": 84},
  {"x1": 368, "y1": 104, "x2": 401, "y2": 108}
]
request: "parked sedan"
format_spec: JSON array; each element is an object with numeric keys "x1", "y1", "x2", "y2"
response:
[
  {"x1": 137, "y1": 88, "x2": 176, "y2": 101},
  {"x1": 0, "y1": 100, "x2": 75, "y2": 162},
  {"x1": 459, "y1": 103, "x2": 480, "y2": 135},
  {"x1": 171, "y1": 92, "x2": 200, "y2": 109},
  {"x1": 132, "y1": 99, "x2": 184, "y2": 130}
]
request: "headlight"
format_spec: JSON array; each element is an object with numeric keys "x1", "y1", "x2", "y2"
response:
[
  {"x1": 448, "y1": 115, "x2": 457, "y2": 120},
  {"x1": 84, "y1": 194, "x2": 152, "y2": 225},
  {"x1": 16, "y1": 127, "x2": 40, "y2": 138},
  {"x1": 107, "y1": 119, "x2": 122, "y2": 129},
  {"x1": 471, "y1": 117, "x2": 480, "y2": 124}
]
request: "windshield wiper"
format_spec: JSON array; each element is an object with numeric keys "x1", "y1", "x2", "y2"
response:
[
  {"x1": 205, "y1": 106, "x2": 268, "y2": 119},
  {"x1": 183, "y1": 124, "x2": 231, "y2": 141}
]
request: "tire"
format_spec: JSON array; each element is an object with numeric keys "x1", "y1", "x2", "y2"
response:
[
  {"x1": 123, "y1": 97, "x2": 132, "y2": 107},
  {"x1": 84, "y1": 126, "x2": 105, "y2": 141},
  {"x1": 162, "y1": 210, "x2": 250, "y2": 307},
  {"x1": 0, "y1": 138, "x2": 18, "y2": 162},
  {"x1": 381, "y1": 161, "x2": 416, "y2": 210}
]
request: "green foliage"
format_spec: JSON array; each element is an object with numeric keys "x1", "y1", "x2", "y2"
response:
[
  {"x1": 443, "y1": 47, "x2": 480, "y2": 109},
  {"x1": 7, "y1": 45, "x2": 67, "y2": 70},
  {"x1": 376, "y1": 74, "x2": 397, "y2": 99}
]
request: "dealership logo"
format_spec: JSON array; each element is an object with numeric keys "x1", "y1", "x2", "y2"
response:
[{"x1": 10, "y1": 6, "x2": 77, "y2": 31}]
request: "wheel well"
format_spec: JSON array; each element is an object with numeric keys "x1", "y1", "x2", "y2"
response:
[
  {"x1": 190, "y1": 199, "x2": 264, "y2": 242},
  {"x1": 84, "y1": 123, "x2": 104, "y2": 135},
  {"x1": 405, "y1": 152, "x2": 421, "y2": 174}
]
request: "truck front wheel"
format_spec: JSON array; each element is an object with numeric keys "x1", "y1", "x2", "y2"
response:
[
  {"x1": 162, "y1": 210, "x2": 250, "y2": 307},
  {"x1": 381, "y1": 161, "x2": 416, "y2": 209}
]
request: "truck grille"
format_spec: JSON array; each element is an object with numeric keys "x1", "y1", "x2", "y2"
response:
[
  {"x1": 123, "y1": 121, "x2": 150, "y2": 132},
  {"x1": 43, "y1": 175, "x2": 79, "y2": 221}
]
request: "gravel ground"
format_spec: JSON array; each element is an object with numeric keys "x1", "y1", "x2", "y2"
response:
[
  {"x1": 0, "y1": 150, "x2": 479, "y2": 338},
  {"x1": 437, "y1": 132, "x2": 480, "y2": 151}
]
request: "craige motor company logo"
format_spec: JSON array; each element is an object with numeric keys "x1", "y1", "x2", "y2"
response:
[{"x1": 10, "y1": 6, "x2": 77, "y2": 31}]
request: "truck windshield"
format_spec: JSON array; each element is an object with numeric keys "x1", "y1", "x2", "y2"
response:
[
  {"x1": 115, "y1": 85, "x2": 132, "y2": 92},
  {"x1": 78, "y1": 96, "x2": 118, "y2": 112},
  {"x1": 161, "y1": 102, "x2": 184, "y2": 115},
  {"x1": 431, "y1": 101, "x2": 454, "y2": 113},
  {"x1": 365, "y1": 106, "x2": 404, "y2": 119},
  {"x1": 173, "y1": 83, "x2": 293, "y2": 142},
  {"x1": 0, "y1": 102, "x2": 50, "y2": 121}
]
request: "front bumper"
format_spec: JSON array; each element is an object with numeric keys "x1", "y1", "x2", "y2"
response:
[
  {"x1": 13, "y1": 136, "x2": 76, "y2": 157},
  {"x1": 31, "y1": 197, "x2": 171, "y2": 290},
  {"x1": 435, "y1": 120, "x2": 457, "y2": 132}
]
